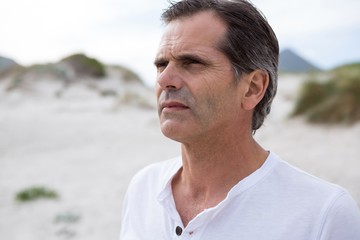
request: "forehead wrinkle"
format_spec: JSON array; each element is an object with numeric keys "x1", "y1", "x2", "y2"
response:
[
  {"x1": 159, "y1": 38, "x2": 222, "y2": 63},
  {"x1": 156, "y1": 35, "x2": 180, "y2": 60},
  {"x1": 156, "y1": 12, "x2": 229, "y2": 64}
]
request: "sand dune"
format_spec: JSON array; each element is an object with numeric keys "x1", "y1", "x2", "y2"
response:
[{"x1": 0, "y1": 74, "x2": 359, "y2": 240}]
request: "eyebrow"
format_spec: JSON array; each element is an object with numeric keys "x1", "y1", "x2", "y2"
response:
[
  {"x1": 153, "y1": 57, "x2": 166, "y2": 67},
  {"x1": 154, "y1": 53, "x2": 207, "y2": 66},
  {"x1": 176, "y1": 53, "x2": 206, "y2": 64}
]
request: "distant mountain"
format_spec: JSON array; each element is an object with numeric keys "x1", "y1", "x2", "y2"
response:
[
  {"x1": 0, "y1": 55, "x2": 19, "y2": 72},
  {"x1": 279, "y1": 49, "x2": 320, "y2": 73}
]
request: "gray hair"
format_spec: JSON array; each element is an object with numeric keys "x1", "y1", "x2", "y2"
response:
[{"x1": 161, "y1": 0, "x2": 279, "y2": 132}]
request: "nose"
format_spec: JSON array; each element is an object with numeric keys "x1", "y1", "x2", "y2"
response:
[{"x1": 156, "y1": 64, "x2": 183, "y2": 91}]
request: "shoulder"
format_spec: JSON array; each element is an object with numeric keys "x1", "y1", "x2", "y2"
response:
[
  {"x1": 318, "y1": 190, "x2": 360, "y2": 239},
  {"x1": 270, "y1": 152, "x2": 346, "y2": 196},
  {"x1": 265, "y1": 153, "x2": 360, "y2": 237},
  {"x1": 265, "y1": 152, "x2": 358, "y2": 214},
  {"x1": 121, "y1": 156, "x2": 182, "y2": 216},
  {"x1": 127, "y1": 156, "x2": 181, "y2": 194},
  {"x1": 120, "y1": 157, "x2": 182, "y2": 239}
]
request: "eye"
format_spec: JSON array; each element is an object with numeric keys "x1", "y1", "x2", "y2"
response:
[
  {"x1": 154, "y1": 60, "x2": 168, "y2": 73},
  {"x1": 183, "y1": 58, "x2": 202, "y2": 66}
]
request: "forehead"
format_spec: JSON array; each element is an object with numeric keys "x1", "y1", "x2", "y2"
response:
[{"x1": 157, "y1": 11, "x2": 227, "y2": 58}]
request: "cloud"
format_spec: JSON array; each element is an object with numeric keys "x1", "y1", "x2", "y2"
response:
[
  {"x1": 252, "y1": 0, "x2": 360, "y2": 68},
  {"x1": 0, "y1": 0, "x2": 359, "y2": 85}
]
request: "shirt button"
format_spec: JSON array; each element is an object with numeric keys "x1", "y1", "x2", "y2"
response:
[{"x1": 175, "y1": 226, "x2": 183, "y2": 236}]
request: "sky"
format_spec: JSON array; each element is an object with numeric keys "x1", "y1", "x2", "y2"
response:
[{"x1": 1, "y1": 0, "x2": 360, "y2": 86}]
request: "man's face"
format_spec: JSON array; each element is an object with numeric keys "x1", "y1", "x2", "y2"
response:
[{"x1": 155, "y1": 11, "x2": 247, "y2": 143}]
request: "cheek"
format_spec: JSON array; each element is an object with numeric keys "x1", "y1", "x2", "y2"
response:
[
  {"x1": 192, "y1": 87, "x2": 226, "y2": 125},
  {"x1": 198, "y1": 79, "x2": 239, "y2": 119}
]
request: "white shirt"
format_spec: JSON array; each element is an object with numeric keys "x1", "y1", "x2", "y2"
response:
[{"x1": 120, "y1": 152, "x2": 360, "y2": 240}]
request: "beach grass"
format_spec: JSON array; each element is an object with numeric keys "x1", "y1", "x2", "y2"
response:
[
  {"x1": 15, "y1": 186, "x2": 59, "y2": 202},
  {"x1": 291, "y1": 63, "x2": 360, "y2": 124}
]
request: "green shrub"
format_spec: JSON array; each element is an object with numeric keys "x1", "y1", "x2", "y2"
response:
[
  {"x1": 291, "y1": 63, "x2": 360, "y2": 124},
  {"x1": 54, "y1": 211, "x2": 81, "y2": 223},
  {"x1": 16, "y1": 186, "x2": 59, "y2": 202},
  {"x1": 60, "y1": 53, "x2": 106, "y2": 78},
  {"x1": 292, "y1": 80, "x2": 331, "y2": 116},
  {"x1": 332, "y1": 63, "x2": 360, "y2": 81}
]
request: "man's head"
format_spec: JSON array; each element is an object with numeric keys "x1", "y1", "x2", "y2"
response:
[{"x1": 161, "y1": 0, "x2": 279, "y2": 132}]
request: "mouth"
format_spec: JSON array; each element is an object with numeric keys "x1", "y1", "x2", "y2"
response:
[{"x1": 160, "y1": 101, "x2": 189, "y2": 112}]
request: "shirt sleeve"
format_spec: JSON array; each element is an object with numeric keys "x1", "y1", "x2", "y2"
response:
[{"x1": 320, "y1": 191, "x2": 360, "y2": 240}]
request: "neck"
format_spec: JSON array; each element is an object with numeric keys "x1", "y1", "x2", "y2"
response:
[
  {"x1": 171, "y1": 126, "x2": 268, "y2": 227},
  {"x1": 180, "y1": 135, "x2": 267, "y2": 194}
]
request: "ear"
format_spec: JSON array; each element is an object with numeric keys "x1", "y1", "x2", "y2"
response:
[{"x1": 241, "y1": 69, "x2": 269, "y2": 111}]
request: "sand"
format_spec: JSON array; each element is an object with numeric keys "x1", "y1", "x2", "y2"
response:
[{"x1": 0, "y1": 74, "x2": 359, "y2": 240}]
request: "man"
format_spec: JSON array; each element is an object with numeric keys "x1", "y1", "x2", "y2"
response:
[{"x1": 120, "y1": 0, "x2": 360, "y2": 239}]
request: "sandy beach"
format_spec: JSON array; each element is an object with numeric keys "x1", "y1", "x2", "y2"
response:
[{"x1": 0, "y1": 74, "x2": 359, "y2": 240}]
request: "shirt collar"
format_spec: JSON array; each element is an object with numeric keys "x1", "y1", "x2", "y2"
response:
[{"x1": 156, "y1": 152, "x2": 279, "y2": 221}]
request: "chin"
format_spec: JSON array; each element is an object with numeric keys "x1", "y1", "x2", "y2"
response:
[{"x1": 160, "y1": 124, "x2": 185, "y2": 143}]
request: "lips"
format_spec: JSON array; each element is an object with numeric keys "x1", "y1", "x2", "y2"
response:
[{"x1": 160, "y1": 101, "x2": 189, "y2": 112}]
